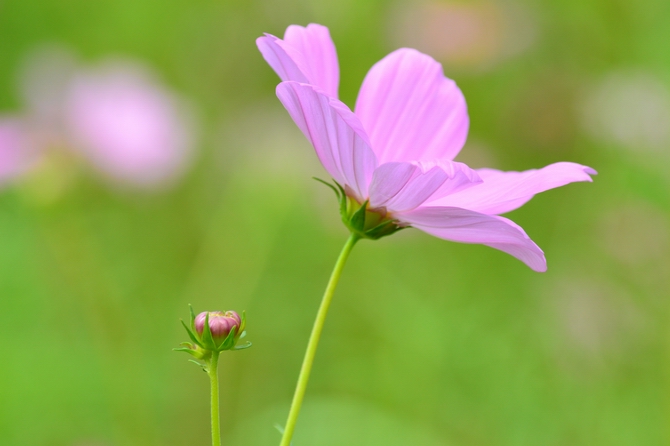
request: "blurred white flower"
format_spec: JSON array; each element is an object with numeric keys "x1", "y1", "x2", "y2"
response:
[
  {"x1": 580, "y1": 70, "x2": 670, "y2": 154},
  {"x1": 387, "y1": 0, "x2": 537, "y2": 70},
  {"x1": 18, "y1": 45, "x2": 78, "y2": 135},
  {"x1": 539, "y1": 276, "x2": 650, "y2": 375},
  {"x1": 221, "y1": 103, "x2": 321, "y2": 180},
  {"x1": 597, "y1": 200, "x2": 669, "y2": 268}
]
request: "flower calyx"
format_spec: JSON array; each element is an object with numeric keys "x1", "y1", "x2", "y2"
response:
[
  {"x1": 174, "y1": 305, "x2": 251, "y2": 361},
  {"x1": 314, "y1": 177, "x2": 406, "y2": 240}
]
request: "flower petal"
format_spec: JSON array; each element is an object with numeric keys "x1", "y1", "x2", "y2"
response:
[
  {"x1": 370, "y1": 163, "x2": 449, "y2": 213},
  {"x1": 427, "y1": 162, "x2": 597, "y2": 214},
  {"x1": 385, "y1": 166, "x2": 451, "y2": 213},
  {"x1": 257, "y1": 24, "x2": 339, "y2": 98},
  {"x1": 368, "y1": 162, "x2": 417, "y2": 208},
  {"x1": 413, "y1": 159, "x2": 482, "y2": 200},
  {"x1": 397, "y1": 206, "x2": 547, "y2": 271},
  {"x1": 257, "y1": 34, "x2": 309, "y2": 84},
  {"x1": 355, "y1": 48, "x2": 469, "y2": 164},
  {"x1": 276, "y1": 81, "x2": 377, "y2": 200}
]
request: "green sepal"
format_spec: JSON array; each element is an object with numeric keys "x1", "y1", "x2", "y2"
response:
[
  {"x1": 238, "y1": 311, "x2": 247, "y2": 336},
  {"x1": 334, "y1": 181, "x2": 345, "y2": 197},
  {"x1": 313, "y1": 177, "x2": 341, "y2": 201},
  {"x1": 349, "y1": 200, "x2": 368, "y2": 233},
  {"x1": 181, "y1": 320, "x2": 203, "y2": 348},
  {"x1": 173, "y1": 347, "x2": 199, "y2": 356},
  {"x1": 218, "y1": 325, "x2": 238, "y2": 351},
  {"x1": 201, "y1": 312, "x2": 216, "y2": 350},
  {"x1": 314, "y1": 179, "x2": 408, "y2": 241},
  {"x1": 364, "y1": 220, "x2": 403, "y2": 240},
  {"x1": 313, "y1": 177, "x2": 348, "y2": 221},
  {"x1": 239, "y1": 330, "x2": 247, "y2": 339},
  {"x1": 336, "y1": 184, "x2": 347, "y2": 218},
  {"x1": 189, "y1": 304, "x2": 196, "y2": 332},
  {"x1": 188, "y1": 359, "x2": 208, "y2": 372},
  {"x1": 233, "y1": 341, "x2": 252, "y2": 350}
]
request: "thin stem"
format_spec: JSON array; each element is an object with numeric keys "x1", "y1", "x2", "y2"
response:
[
  {"x1": 209, "y1": 351, "x2": 221, "y2": 446},
  {"x1": 280, "y1": 233, "x2": 360, "y2": 446}
]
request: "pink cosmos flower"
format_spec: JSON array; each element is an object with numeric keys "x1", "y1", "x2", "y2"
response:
[
  {"x1": 0, "y1": 48, "x2": 195, "y2": 191},
  {"x1": 257, "y1": 24, "x2": 595, "y2": 272},
  {"x1": 64, "y1": 63, "x2": 195, "y2": 189}
]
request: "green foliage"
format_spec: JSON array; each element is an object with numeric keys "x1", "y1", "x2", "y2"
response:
[{"x1": 0, "y1": 0, "x2": 668, "y2": 445}]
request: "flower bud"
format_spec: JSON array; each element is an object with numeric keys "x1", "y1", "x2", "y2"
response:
[
  {"x1": 175, "y1": 306, "x2": 250, "y2": 359},
  {"x1": 195, "y1": 311, "x2": 241, "y2": 343}
]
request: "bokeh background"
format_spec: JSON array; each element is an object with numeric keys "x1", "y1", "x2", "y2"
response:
[{"x1": 1, "y1": 0, "x2": 668, "y2": 445}]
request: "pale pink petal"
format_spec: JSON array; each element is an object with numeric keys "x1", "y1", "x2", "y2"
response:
[
  {"x1": 355, "y1": 48, "x2": 469, "y2": 164},
  {"x1": 257, "y1": 34, "x2": 309, "y2": 84},
  {"x1": 369, "y1": 160, "x2": 480, "y2": 213},
  {"x1": 428, "y1": 162, "x2": 596, "y2": 214},
  {"x1": 413, "y1": 159, "x2": 482, "y2": 200},
  {"x1": 276, "y1": 81, "x2": 377, "y2": 201},
  {"x1": 284, "y1": 24, "x2": 339, "y2": 98},
  {"x1": 384, "y1": 166, "x2": 450, "y2": 213},
  {"x1": 369, "y1": 162, "x2": 452, "y2": 213},
  {"x1": 368, "y1": 162, "x2": 417, "y2": 208},
  {"x1": 397, "y1": 206, "x2": 547, "y2": 271},
  {"x1": 257, "y1": 24, "x2": 339, "y2": 98}
]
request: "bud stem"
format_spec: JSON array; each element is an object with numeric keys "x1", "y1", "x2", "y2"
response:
[
  {"x1": 208, "y1": 351, "x2": 221, "y2": 446},
  {"x1": 280, "y1": 233, "x2": 360, "y2": 446}
]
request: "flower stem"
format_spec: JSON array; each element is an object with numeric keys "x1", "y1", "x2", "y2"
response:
[
  {"x1": 280, "y1": 233, "x2": 360, "y2": 446},
  {"x1": 208, "y1": 351, "x2": 221, "y2": 446}
]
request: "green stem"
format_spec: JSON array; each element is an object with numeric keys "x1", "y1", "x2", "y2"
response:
[
  {"x1": 280, "y1": 233, "x2": 360, "y2": 446},
  {"x1": 209, "y1": 351, "x2": 221, "y2": 446}
]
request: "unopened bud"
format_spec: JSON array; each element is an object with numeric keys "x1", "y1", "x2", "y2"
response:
[
  {"x1": 175, "y1": 306, "x2": 250, "y2": 359},
  {"x1": 195, "y1": 311, "x2": 241, "y2": 342}
]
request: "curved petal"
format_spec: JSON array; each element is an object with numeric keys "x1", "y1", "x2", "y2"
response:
[
  {"x1": 283, "y1": 24, "x2": 339, "y2": 98},
  {"x1": 369, "y1": 160, "x2": 482, "y2": 213},
  {"x1": 427, "y1": 162, "x2": 597, "y2": 214},
  {"x1": 384, "y1": 165, "x2": 450, "y2": 213},
  {"x1": 355, "y1": 48, "x2": 469, "y2": 164},
  {"x1": 257, "y1": 34, "x2": 309, "y2": 84},
  {"x1": 276, "y1": 81, "x2": 377, "y2": 200},
  {"x1": 397, "y1": 206, "x2": 547, "y2": 272},
  {"x1": 257, "y1": 24, "x2": 339, "y2": 98},
  {"x1": 368, "y1": 162, "x2": 417, "y2": 208},
  {"x1": 413, "y1": 159, "x2": 482, "y2": 201}
]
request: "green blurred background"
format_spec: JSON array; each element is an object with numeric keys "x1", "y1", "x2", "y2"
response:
[{"x1": 1, "y1": 0, "x2": 668, "y2": 445}]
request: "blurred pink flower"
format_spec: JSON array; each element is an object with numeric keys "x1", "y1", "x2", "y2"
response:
[
  {"x1": 387, "y1": 0, "x2": 537, "y2": 70},
  {"x1": 0, "y1": 48, "x2": 195, "y2": 191},
  {"x1": 0, "y1": 118, "x2": 37, "y2": 187},
  {"x1": 64, "y1": 63, "x2": 194, "y2": 188},
  {"x1": 257, "y1": 24, "x2": 595, "y2": 271}
]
